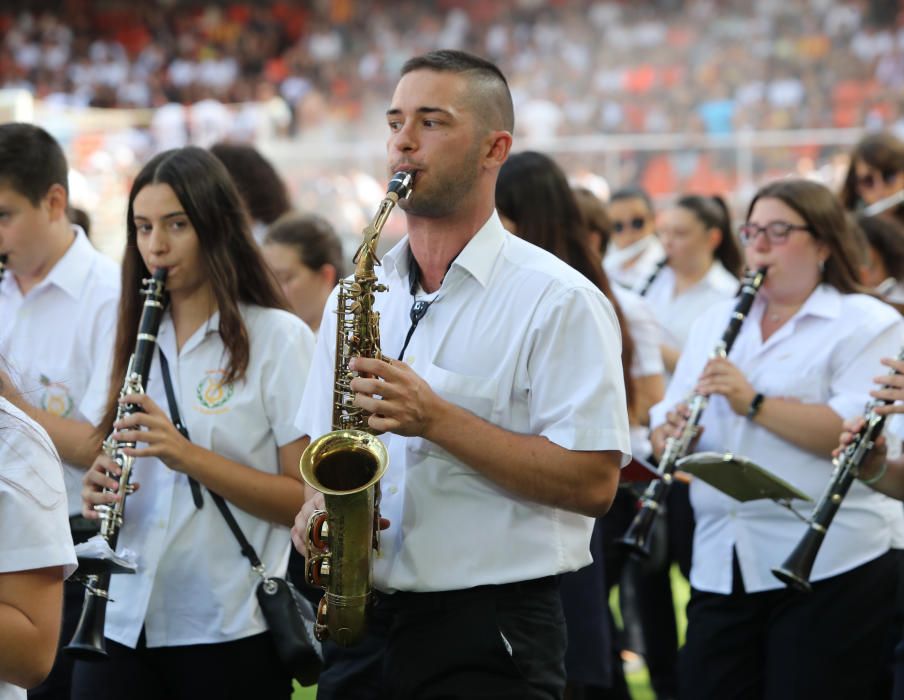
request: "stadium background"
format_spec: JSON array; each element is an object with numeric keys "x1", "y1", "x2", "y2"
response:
[{"x1": 2, "y1": 1, "x2": 901, "y2": 697}]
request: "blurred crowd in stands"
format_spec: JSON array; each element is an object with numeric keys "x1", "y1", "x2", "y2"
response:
[
  {"x1": 2, "y1": 0, "x2": 903, "y2": 257},
  {"x1": 2, "y1": 0, "x2": 903, "y2": 145}
]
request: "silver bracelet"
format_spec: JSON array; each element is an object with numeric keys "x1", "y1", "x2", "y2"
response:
[{"x1": 858, "y1": 461, "x2": 888, "y2": 486}]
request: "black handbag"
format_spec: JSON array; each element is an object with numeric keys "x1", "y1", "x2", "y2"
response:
[{"x1": 159, "y1": 350, "x2": 322, "y2": 686}]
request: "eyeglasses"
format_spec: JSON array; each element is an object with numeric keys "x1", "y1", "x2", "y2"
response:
[
  {"x1": 738, "y1": 221, "x2": 811, "y2": 246},
  {"x1": 855, "y1": 170, "x2": 898, "y2": 190},
  {"x1": 612, "y1": 217, "x2": 647, "y2": 234}
]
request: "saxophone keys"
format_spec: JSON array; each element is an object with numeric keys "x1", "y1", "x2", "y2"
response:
[{"x1": 306, "y1": 510, "x2": 330, "y2": 550}]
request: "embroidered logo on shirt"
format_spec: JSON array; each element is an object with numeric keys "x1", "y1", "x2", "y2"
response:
[
  {"x1": 39, "y1": 374, "x2": 74, "y2": 417},
  {"x1": 195, "y1": 370, "x2": 234, "y2": 414}
]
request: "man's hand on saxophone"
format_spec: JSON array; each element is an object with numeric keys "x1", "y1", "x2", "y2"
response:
[{"x1": 349, "y1": 356, "x2": 439, "y2": 438}]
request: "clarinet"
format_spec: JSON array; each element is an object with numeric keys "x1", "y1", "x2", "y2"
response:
[
  {"x1": 619, "y1": 266, "x2": 767, "y2": 557},
  {"x1": 0, "y1": 254, "x2": 7, "y2": 285},
  {"x1": 772, "y1": 347, "x2": 904, "y2": 592},
  {"x1": 65, "y1": 268, "x2": 167, "y2": 660},
  {"x1": 637, "y1": 256, "x2": 668, "y2": 297}
]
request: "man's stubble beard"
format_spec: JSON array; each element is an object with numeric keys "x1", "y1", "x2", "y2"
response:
[{"x1": 399, "y1": 143, "x2": 482, "y2": 219}]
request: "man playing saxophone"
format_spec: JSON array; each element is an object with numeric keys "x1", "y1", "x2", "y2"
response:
[{"x1": 292, "y1": 49, "x2": 630, "y2": 700}]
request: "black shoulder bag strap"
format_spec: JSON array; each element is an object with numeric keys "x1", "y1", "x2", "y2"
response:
[{"x1": 157, "y1": 348, "x2": 266, "y2": 570}]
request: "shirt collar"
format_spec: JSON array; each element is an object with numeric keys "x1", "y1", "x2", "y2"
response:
[
  {"x1": 39, "y1": 225, "x2": 94, "y2": 301},
  {"x1": 383, "y1": 210, "x2": 507, "y2": 290},
  {"x1": 753, "y1": 282, "x2": 842, "y2": 323}
]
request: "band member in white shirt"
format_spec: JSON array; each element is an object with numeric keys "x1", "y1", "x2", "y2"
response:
[
  {"x1": 293, "y1": 50, "x2": 630, "y2": 700},
  {"x1": 0, "y1": 123, "x2": 119, "y2": 700},
  {"x1": 496, "y1": 148, "x2": 642, "y2": 698},
  {"x1": 603, "y1": 187, "x2": 666, "y2": 291},
  {"x1": 261, "y1": 212, "x2": 345, "y2": 335},
  {"x1": 75, "y1": 147, "x2": 314, "y2": 700},
  {"x1": 653, "y1": 179, "x2": 904, "y2": 700},
  {"x1": 0, "y1": 397, "x2": 78, "y2": 700},
  {"x1": 644, "y1": 195, "x2": 742, "y2": 374}
]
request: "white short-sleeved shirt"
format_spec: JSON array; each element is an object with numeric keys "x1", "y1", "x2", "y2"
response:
[
  {"x1": 0, "y1": 398, "x2": 77, "y2": 700},
  {"x1": 612, "y1": 286, "x2": 665, "y2": 458},
  {"x1": 0, "y1": 227, "x2": 120, "y2": 516},
  {"x1": 651, "y1": 285, "x2": 904, "y2": 594},
  {"x1": 296, "y1": 211, "x2": 631, "y2": 594},
  {"x1": 640, "y1": 261, "x2": 740, "y2": 350},
  {"x1": 81, "y1": 304, "x2": 315, "y2": 648},
  {"x1": 611, "y1": 286, "x2": 665, "y2": 379},
  {"x1": 604, "y1": 234, "x2": 666, "y2": 291}
]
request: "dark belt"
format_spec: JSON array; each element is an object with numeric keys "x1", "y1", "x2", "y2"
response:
[{"x1": 374, "y1": 575, "x2": 560, "y2": 612}]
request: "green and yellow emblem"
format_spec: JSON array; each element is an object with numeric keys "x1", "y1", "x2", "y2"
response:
[
  {"x1": 39, "y1": 374, "x2": 74, "y2": 417},
  {"x1": 196, "y1": 370, "x2": 234, "y2": 414}
]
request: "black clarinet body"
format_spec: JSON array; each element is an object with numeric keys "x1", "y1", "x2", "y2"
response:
[
  {"x1": 772, "y1": 348, "x2": 904, "y2": 592},
  {"x1": 619, "y1": 267, "x2": 767, "y2": 557},
  {"x1": 65, "y1": 268, "x2": 167, "y2": 660}
]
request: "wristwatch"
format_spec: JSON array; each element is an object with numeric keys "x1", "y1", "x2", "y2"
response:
[{"x1": 746, "y1": 392, "x2": 765, "y2": 419}]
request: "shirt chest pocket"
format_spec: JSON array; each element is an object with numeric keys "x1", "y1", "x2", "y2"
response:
[
  {"x1": 754, "y1": 354, "x2": 830, "y2": 405},
  {"x1": 407, "y1": 363, "x2": 500, "y2": 463}
]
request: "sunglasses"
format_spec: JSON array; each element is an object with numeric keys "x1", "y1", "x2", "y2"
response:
[
  {"x1": 738, "y1": 221, "x2": 811, "y2": 246},
  {"x1": 612, "y1": 217, "x2": 647, "y2": 234},
  {"x1": 855, "y1": 170, "x2": 898, "y2": 190}
]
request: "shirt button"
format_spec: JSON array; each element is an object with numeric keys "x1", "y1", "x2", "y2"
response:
[{"x1": 388, "y1": 485, "x2": 398, "y2": 495}]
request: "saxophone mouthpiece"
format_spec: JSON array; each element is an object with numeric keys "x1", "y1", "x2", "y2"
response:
[{"x1": 388, "y1": 171, "x2": 415, "y2": 199}]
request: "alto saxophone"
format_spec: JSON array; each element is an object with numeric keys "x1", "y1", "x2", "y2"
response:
[
  {"x1": 65, "y1": 268, "x2": 168, "y2": 660},
  {"x1": 300, "y1": 171, "x2": 414, "y2": 646}
]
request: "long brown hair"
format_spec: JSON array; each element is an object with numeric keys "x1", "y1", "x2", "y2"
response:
[
  {"x1": 496, "y1": 151, "x2": 636, "y2": 412},
  {"x1": 99, "y1": 147, "x2": 286, "y2": 433},
  {"x1": 746, "y1": 179, "x2": 866, "y2": 295}
]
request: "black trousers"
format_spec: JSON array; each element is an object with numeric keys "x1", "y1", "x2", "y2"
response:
[
  {"x1": 29, "y1": 516, "x2": 98, "y2": 700},
  {"x1": 70, "y1": 630, "x2": 291, "y2": 700},
  {"x1": 600, "y1": 487, "x2": 681, "y2": 699},
  {"x1": 317, "y1": 576, "x2": 567, "y2": 700},
  {"x1": 679, "y1": 550, "x2": 898, "y2": 700}
]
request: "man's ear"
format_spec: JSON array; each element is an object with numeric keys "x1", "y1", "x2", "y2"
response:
[
  {"x1": 44, "y1": 183, "x2": 69, "y2": 222},
  {"x1": 483, "y1": 130, "x2": 513, "y2": 170}
]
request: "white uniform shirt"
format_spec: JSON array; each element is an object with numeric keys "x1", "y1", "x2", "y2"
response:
[
  {"x1": 612, "y1": 285, "x2": 665, "y2": 458},
  {"x1": 0, "y1": 398, "x2": 77, "y2": 700},
  {"x1": 640, "y1": 261, "x2": 739, "y2": 350},
  {"x1": 81, "y1": 304, "x2": 315, "y2": 648},
  {"x1": 296, "y1": 212, "x2": 631, "y2": 593},
  {"x1": 0, "y1": 227, "x2": 119, "y2": 515},
  {"x1": 651, "y1": 285, "x2": 904, "y2": 594},
  {"x1": 604, "y1": 234, "x2": 666, "y2": 290}
]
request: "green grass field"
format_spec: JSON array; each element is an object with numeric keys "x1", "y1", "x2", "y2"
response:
[{"x1": 291, "y1": 566, "x2": 690, "y2": 700}]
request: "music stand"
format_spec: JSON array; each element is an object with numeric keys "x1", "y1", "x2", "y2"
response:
[{"x1": 676, "y1": 452, "x2": 811, "y2": 503}]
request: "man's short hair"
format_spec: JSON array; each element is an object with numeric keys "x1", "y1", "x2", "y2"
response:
[
  {"x1": 401, "y1": 49, "x2": 515, "y2": 134},
  {"x1": 0, "y1": 123, "x2": 68, "y2": 205}
]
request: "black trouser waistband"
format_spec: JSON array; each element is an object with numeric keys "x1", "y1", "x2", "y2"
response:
[{"x1": 374, "y1": 575, "x2": 560, "y2": 612}]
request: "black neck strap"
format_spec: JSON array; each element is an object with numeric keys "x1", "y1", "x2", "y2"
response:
[{"x1": 398, "y1": 250, "x2": 454, "y2": 361}]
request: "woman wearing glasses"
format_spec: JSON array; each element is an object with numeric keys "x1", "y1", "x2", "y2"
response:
[
  {"x1": 652, "y1": 179, "x2": 904, "y2": 700},
  {"x1": 643, "y1": 195, "x2": 743, "y2": 374},
  {"x1": 603, "y1": 187, "x2": 666, "y2": 290},
  {"x1": 840, "y1": 131, "x2": 904, "y2": 226}
]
